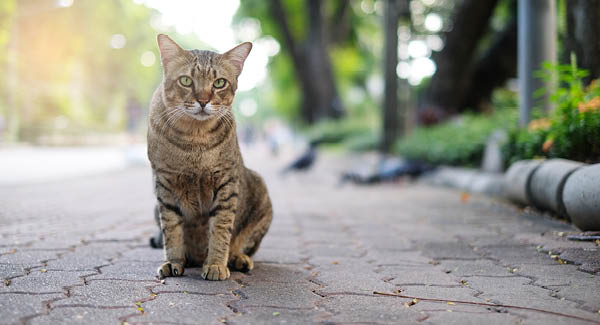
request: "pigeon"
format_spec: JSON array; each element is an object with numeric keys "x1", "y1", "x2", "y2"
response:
[
  {"x1": 341, "y1": 159, "x2": 435, "y2": 185},
  {"x1": 281, "y1": 143, "x2": 317, "y2": 174}
]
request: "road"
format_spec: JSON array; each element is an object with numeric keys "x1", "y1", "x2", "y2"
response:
[{"x1": 1, "y1": 147, "x2": 599, "y2": 324}]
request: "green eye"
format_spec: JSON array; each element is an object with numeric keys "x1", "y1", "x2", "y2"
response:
[
  {"x1": 179, "y1": 76, "x2": 193, "y2": 87},
  {"x1": 213, "y1": 78, "x2": 226, "y2": 89}
]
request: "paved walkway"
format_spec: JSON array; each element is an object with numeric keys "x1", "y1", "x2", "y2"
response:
[{"x1": 1, "y1": 148, "x2": 599, "y2": 324}]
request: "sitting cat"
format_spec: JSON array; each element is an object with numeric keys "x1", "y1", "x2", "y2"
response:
[{"x1": 147, "y1": 34, "x2": 272, "y2": 281}]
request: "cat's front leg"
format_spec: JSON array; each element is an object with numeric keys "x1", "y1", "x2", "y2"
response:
[
  {"x1": 157, "y1": 201, "x2": 186, "y2": 278},
  {"x1": 202, "y1": 180, "x2": 239, "y2": 281}
]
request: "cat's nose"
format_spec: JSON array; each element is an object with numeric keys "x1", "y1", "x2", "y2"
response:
[{"x1": 198, "y1": 100, "x2": 209, "y2": 108}]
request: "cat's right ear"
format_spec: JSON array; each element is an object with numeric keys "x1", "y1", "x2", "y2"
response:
[{"x1": 157, "y1": 34, "x2": 186, "y2": 72}]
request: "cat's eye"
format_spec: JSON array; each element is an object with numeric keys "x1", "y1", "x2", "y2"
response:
[
  {"x1": 179, "y1": 76, "x2": 193, "y2": 87},
  {"x1": 213, "y1": 78, "x2": 226, "y2": 89}
]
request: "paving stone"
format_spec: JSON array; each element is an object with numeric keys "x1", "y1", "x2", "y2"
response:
[
  {"x1": 513, "y1": 264, "x2": 595, "y2": 286},
  {"x1": 558, "y1": 247, "x2": 600, "y2": 274},
  {"x1": 319, "y1": 294, "x2": 424, "y2": 323},
  {"x1": 0, "y1": 293, "x2": 62, "y2": 324},
  {"x1": 45, "y1": 255, "x2": 108, "y2": 271},
  {"x1": 87, "y1": 261, "x2": 158, "y2": 281},
  {"x1": 0, "y1": 263, "x2": 28, "y2": 280},
  {"x1": 230, "y1": 306, "x2": 322, "y2": 324},
  {"x1": 253, "y1": 248, "x2": 304, "y2": 264},
  {"x1": 234, "y1": 282, "x2": 319, "y2": 309},
  {"x1": 399, "y1": 285, "x2": 481, "y2": 303},
  {"x1": 53, "y1": 279, "x2": 155, "y2": 307},
  {"x1": 242, "y1": 263, "x2": 310, "y2": 284},
  {"x1": 478, "y1": 244, "x2": 558, "y2": 265},
  {"x1": 257, "y1": 234, "x2": 301, "y2": 250},
  {"x1": 420, "y1": 242, "x2": 481, "y2": 260},
  {"x1": 127, "y1": 292, "x2": 234, "y2": 324},
  {"x1": 1, "y1": 270, "x2": 88, "y2": 293},
  {"x1": 419, "y1": 303, "x2": 524, "y2": 325},
  {"x1": 365, "y1": 250, "x2": 433, "y2": 266},
  {"x1": 312, "y1": 263, "x2": 396, "y2": 295},
  {"x1": 547, "y1": 277, "x2": 600, "y2": 313},
  {"x1": 466, "y1": 276, "x2": 588, "y2": 314},
  {"x1": 30, "y1": 306, "x2": 137, "y2": 325},
  {"x1": 359, "y1": 235, "x2": 414, "y2": 251},
  {"x1": 118, "y1": 246, "x2": 164, "y2": 263},
  {"x1": 0, "y1": 250, "x2": 64, "y2": 267},
  {"x1": 303, "y1": 243, "x2": 364, "y2": 258},
  {"x1": 440, "y1": 260, "x2": 513, "y2": 277},
  {"x1": 381, "y1": 265, "x2": 460, "y2": 286}
]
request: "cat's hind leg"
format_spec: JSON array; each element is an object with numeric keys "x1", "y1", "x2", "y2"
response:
[{"x1": 229, "y1": 201, "x2": 272, "y2": 272}]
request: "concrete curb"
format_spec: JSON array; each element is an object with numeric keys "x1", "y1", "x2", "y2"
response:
[{"x1": 422, "y1": 159, "x2": 600, "y2": 231}]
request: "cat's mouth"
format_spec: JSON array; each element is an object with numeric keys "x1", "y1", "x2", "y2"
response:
[{"x1": 185, "y1": 110, "x2": 213, "y2": 121}]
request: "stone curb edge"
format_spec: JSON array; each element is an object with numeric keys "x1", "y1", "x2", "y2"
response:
[{"x1": 420, "y1": 159, "x2": 600, "y2": 231}]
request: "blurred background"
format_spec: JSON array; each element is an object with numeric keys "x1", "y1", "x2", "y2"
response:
[{"x1": 0, "y1": 0, "x2": 599, "y2": 184}]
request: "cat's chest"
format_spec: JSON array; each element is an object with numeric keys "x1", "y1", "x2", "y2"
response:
[{"x1": 170, "y1": 172, "x2": 216, "y2": 216}]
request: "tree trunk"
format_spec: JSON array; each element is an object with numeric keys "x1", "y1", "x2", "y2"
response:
[
  {"x1": 418, "y1": 0, "x2": 500, "y2": 125},
  {"x1": 563, "y1": 0, "x2": 600, "y2": 85},
  {"x1": 460, "y1": 15, "x2": 518, "y2": 111},
  {"x1": 270, "y1": 0, "x2": 344, "y2": 124}
]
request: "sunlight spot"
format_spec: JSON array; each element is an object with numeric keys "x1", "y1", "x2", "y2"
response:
[
  {"x1": 110, "y1": 34, "x2": 127, "y2": 49},
  {"x1": 408, "y1": 40, "x2": 430, "y2": 58},
  {"x1": 239, "y1": 98, "x2": 258, "y2": 117},
  {"x1": 424, "y1": 13, "x2": 443, "y2": 32},
  {"x1": 140, "y1": 51, "x2": 156, "y2": 67},
  {"x1": 57, "y1": 0, "x2": 74, "y2": 8}
]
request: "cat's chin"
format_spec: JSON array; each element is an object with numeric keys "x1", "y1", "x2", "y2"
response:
[{"x1": 186, "y1": 112, "x2": 214, "y2": 121}]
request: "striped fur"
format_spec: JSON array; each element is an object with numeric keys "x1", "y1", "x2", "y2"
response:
[{"x1": 148, "y1": 35, "x2": 272, "y2": 281}]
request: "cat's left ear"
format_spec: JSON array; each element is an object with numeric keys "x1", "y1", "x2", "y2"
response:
[{"x1": 223, "y1": 42, "x2": 252, "y2": 75}]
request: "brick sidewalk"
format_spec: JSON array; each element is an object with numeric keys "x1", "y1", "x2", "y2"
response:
[{"x1": 1, "y1": 151, "x2": 599, "y2": 324}]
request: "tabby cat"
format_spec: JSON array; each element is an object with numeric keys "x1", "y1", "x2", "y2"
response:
[{"x1": 147, "y1": 34, "x2": 272, "y2": 281}]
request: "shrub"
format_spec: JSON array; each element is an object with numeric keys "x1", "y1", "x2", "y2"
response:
[
  {"x1": 394, "y1": 99, "x2": 517, "y2": 167},
  {"x1": 504, "y1": 58, "x2": 600, "y2": 164}
]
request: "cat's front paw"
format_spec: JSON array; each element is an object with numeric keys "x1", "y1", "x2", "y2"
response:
[
  {"x1": 157, "y1": 262, "x2": 184, "y2": 279},
  {"x1": 201, "y1": 264, "x2": 230, "y2": 281}
]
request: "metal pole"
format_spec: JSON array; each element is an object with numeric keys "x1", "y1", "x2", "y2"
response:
[
  {"x1": 518, "y1": 0, "x2": 556, "y2": 127},
  {"x1": 382, "y1": 0, "x2": 399, "y2": 152}
]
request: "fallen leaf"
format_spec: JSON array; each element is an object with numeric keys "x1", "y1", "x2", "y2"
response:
[
  {"x1": 4, "y1": 279, "x2": 10, "y2": 286},
  {"x1": 428, "y1": 260, "x2": 440, "y2": 265},
  {"x1": 332, "y1": 261, "x2": 339, "y2": 265},
  {"x1": 40, "y1": 269, "x2": 47, "y2": 273},
  {"x1": 412, "y1": 298, "x2": 419, "y2": 304},
  {"x1": 272, "y1": 312, "x2": 280, "y2": 316},
  {"x1": 446, "y1": 309, "x2": 453, "y2": 312},
  {"x1": 137, "y1": 306, "x2": 144, "y2": 314},
  {"x1": 447, "y1": 302, "x2": 456, "y2": 305},
  {"x1": 460, "y1": 192, "x2": 470, "y2": 203},
  {"x1": 135, "y1": 301, "x2": 142, "y2": 306}
]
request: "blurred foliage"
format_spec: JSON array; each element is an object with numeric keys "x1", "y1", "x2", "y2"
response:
[
  {"x1": 504, "y1": 58, "x2": 600, "y2": 164},
  {"x1": 234, "y1": 0, "x2": 381, "y2": 126},
  {"x1": 394, "y1": 91, "x2": 518, "y2": 166},
  {"x1": 0, "y1": 0, "x2": 166, "y2": 142}
]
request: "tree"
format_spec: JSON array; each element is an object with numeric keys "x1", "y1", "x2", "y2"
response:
[
  {"x1": 238, "y1": 0, "x2": 357, "y2": 124},
  {"x1": 418, "y1": 0, "x2": 501, "y2": 125},
  {"x1": 563, "y1": 0, "x2": 600, "y2": 85}
]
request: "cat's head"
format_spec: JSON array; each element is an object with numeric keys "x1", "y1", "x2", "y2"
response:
[{"x1": 156, "y1": 34, "x2": 251, "y2": 121}]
